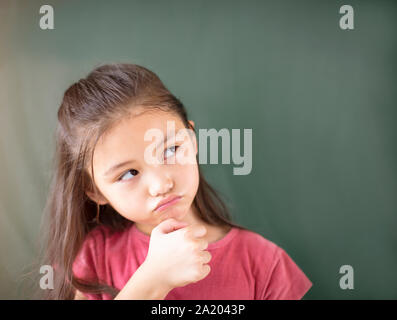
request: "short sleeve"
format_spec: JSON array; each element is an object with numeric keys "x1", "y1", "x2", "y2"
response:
[
  {"x1": 261, "y1": 248, "x2": 312, "y2": 300},
  {"x1": 72, "y1": 229, "x2": 104, "y2": 300}
]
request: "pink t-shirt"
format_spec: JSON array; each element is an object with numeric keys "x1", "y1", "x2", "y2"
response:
[{"x1": 72, "y1": 223, "x2": 312, "y2": 300}]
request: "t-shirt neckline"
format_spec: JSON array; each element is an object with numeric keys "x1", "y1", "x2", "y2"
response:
[{"x1": 131, "y1": 223, "x2": 239, "y2": 249}]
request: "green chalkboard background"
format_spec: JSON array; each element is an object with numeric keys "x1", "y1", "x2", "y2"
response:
[{"x1": 0, "y1": 0, "x2": 396, "y2": 299}]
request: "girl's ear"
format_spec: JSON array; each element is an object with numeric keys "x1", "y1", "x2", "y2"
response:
[
  {"x1": 85, "y1": 190, "x2": 108, "y2": 205},
  {"x1": 188, "y1": 120, "x2": 198, "y2": 155}
]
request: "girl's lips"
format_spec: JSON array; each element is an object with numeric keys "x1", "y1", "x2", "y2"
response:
[{"x1": 155, "y1": 196, "x2": 182, "y2": 212}]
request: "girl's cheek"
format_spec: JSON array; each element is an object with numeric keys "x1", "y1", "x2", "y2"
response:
[
  {"x1": 111, "y1": 187, "x2": 140, "y2": 210},
  {"x1": 176, "y1": 144, "x2": 197, "y2": 166}
]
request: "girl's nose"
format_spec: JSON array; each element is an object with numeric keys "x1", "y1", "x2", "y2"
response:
[{"x1": 146, "y1": 170, "x2": 174, "y2": 197}]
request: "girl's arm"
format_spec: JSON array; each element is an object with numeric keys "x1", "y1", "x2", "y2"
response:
[
  {"x1": 74, "y1": 262, "x2": 172, "y2": 300},
  {"x1": 74, "y1": 290, "x2": 88, "y2": 300},
  {"x1": 114, "y1": 261, "x2": 173, "y2": 300}
]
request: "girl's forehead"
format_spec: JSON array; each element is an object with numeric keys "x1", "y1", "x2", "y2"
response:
[
  {"x1": 126, "y1": 109, "x2": 183, "y2": 130},
  {"x1": 101, "y1": 109, "x2": 181, "y2": 138},
  {"x1": 93, "y1": 110, "x2": 185, "y2": 163}
]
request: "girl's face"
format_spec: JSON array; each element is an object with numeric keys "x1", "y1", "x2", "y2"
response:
[{"x1": 87, "y1": 108, "x2": 199, "y2": 234}]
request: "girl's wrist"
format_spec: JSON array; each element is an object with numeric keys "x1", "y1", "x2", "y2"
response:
[
  {"x1": 140, "y1": 260, "x2": 174, "y2": 297},
  {"x1": 114, "y1": 261, "x2": 172, "y2": 300}
]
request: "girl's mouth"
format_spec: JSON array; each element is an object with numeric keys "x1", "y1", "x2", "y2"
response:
[{"x1": 155, "y1": 195, "x2": 182, "y2": 212}]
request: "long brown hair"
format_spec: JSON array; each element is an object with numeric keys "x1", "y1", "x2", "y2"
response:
[{"x1": 35, "y1": 63, "x2": 246, "y2": 299}]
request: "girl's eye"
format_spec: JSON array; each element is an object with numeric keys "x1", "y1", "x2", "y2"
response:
[
  {"x1": 119, "y1": 169, "x2": 139, "y2": 182},
  {"x1": 118, "y1": 146, "x2": 179, "y2": 182},
  {"x1": 164, "y1": 145, "x2": 179, "y2": 159}
]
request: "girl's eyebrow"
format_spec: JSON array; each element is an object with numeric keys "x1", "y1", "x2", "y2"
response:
[{"x1": 104, "y1": 160, "x2": 137, "y2": 177}]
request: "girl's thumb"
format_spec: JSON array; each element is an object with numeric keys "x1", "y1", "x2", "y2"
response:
[{"x1": 154, "y1": 218, "x2": 189, "y2": 235}]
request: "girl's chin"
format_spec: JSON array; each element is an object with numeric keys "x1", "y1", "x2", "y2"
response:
[{"x1": 159, "y1": 207, "x2": 187, "y2": 221}]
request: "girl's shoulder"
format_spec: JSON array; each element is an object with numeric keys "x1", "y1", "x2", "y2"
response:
[
  {"x1": 82, "y1": 223, "x2": 133, "y2": 248},
  {"x1": 231, "y1": 227, "x2": 313, "y2": 298},
  {"x1": 233, "y1": 227, "x2": 280, "y2": 254}
]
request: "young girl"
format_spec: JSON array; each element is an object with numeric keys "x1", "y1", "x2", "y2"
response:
[{"x1": 39, "y1": 63, "x2": 312, "y2": 300}]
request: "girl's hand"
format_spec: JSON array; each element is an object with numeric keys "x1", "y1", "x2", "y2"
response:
[{"x1": 143, "y1": 218, "x2": 212, "y2": 290}]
